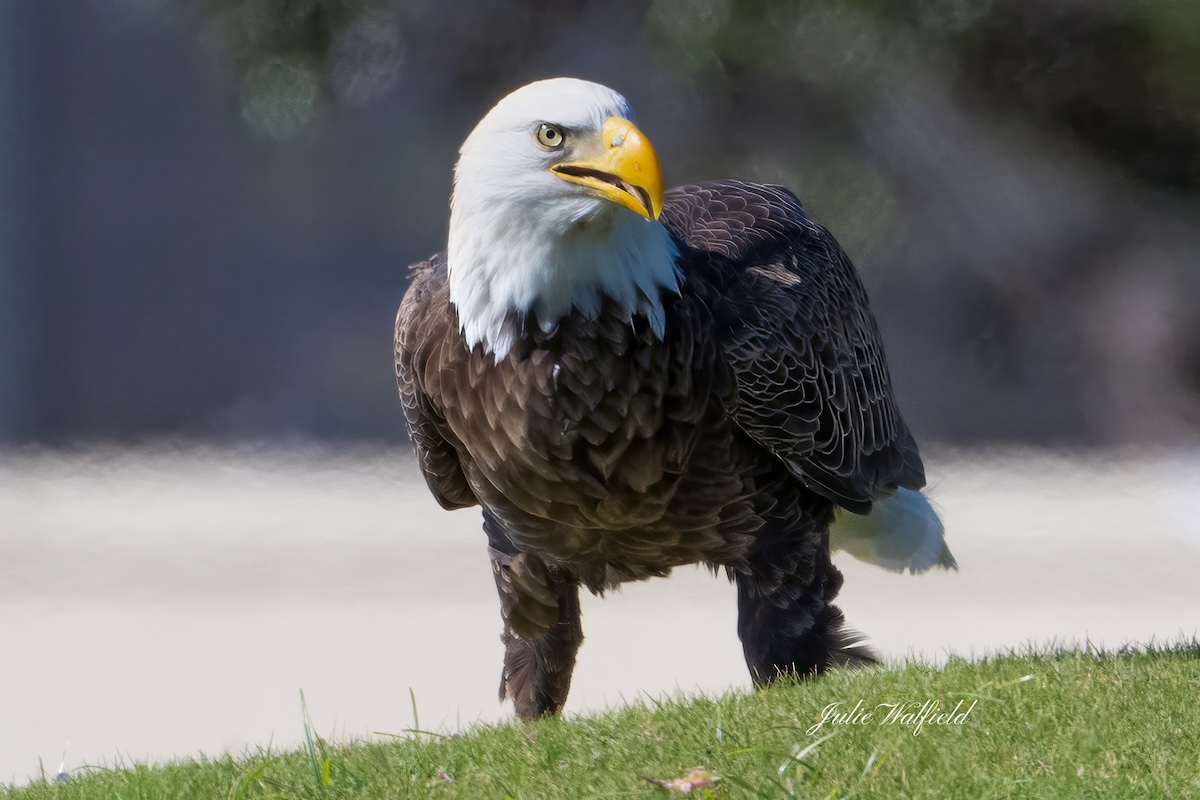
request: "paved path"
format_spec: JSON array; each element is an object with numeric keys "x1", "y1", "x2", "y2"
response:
[{"x1": 3, "y1": 445, "x2": 1198, "y2": 784}]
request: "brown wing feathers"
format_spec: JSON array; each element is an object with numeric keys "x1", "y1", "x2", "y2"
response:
[
  {"x1": 394, "y1": 254, "x2": 477, "y2": 510},
  {"x1": 662, "y1": 180, "x2": 924, "y2": 513}
]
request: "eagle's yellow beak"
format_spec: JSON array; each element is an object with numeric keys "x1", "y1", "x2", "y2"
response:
[{"x1": 550, "y1": 117, "x2": 664, "y2": 221}]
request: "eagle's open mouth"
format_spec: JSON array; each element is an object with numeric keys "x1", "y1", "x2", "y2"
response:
[{"x1": 552, "y1": 164, "x2": 654, "y2": 218}]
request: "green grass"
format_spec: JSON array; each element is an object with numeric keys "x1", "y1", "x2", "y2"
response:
[{"x1": 6, "y1": 642, "x2": 1199, "y2": 799}]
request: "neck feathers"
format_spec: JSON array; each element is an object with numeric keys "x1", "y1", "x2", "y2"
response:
[{"x1": 447, "y1": 200, "x2": 680, "y2": 358}]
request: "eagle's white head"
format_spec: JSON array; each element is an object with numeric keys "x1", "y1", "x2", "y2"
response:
[{"x1": 447, "y1": 78, "x2": 680, "y2": 358}]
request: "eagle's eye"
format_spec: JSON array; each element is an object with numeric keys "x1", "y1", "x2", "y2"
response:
[{"x1": 536, "y1": 123, "x2": 565, "y2": 149}]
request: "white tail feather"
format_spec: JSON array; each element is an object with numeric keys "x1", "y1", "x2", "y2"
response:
[{"x1": 829, "y1": 488, "x2": 957, "y2": 574}]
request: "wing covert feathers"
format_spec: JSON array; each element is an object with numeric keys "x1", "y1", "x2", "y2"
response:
[
  {"x1": 663, "y1": 180, "x2": 925, "y2": 512},
  {"x1": 395, "y1": 255, "x2": 478, "y2": 510}
]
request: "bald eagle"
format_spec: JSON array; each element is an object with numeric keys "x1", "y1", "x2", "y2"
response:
[{"x1": 395, "y1": 78, "x2": 954, "y2": 721}]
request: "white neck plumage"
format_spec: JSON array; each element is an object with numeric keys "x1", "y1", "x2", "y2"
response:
[{"x1": 447, "y1": 197, "x2": 680, "y2": 359}]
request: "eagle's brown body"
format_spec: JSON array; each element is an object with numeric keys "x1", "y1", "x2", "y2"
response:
[{"x1": 396, "y1": 181, "x2": 924, "y2": 719}]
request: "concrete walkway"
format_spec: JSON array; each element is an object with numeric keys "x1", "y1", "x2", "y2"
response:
[{"x1": 2, "y1": 445, "x2": 1198, "y2": 784}]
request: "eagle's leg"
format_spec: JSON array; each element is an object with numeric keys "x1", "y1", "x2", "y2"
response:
[
  {"x1": 488, "y1": 543, "x2": 583, "y2": 721},
  {"x1": 497, "y1": 570, "x2": 582, "y2": 721},
  {"x1": 734, "y1": 502, "x2": 876, "y2": 685}
]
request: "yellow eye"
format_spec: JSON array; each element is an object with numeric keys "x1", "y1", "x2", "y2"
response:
[{"x1": 536, "y1": 123, "x2": 565, "y2": 149}]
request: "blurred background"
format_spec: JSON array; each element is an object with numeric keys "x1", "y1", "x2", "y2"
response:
[
  {"x1": 3, "y1": 0, "x2": 1200, "y2": 786},
  {"x1": 2, "y1": 0, "x2": 1198, "y2": 447}
]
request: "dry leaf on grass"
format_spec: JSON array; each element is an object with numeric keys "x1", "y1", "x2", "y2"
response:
[{"x1": 643, "y1": 768, "x2": 720, "y2": 792}]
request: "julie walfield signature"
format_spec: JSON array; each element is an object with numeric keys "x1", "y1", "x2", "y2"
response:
[{"x1": 806, "y1": 699, "x2": 978, "y2": 736}]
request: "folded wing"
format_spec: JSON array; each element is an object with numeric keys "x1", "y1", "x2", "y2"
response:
[{"x1": 661, "y1": 180, "x2": 926, "y2": 514}]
